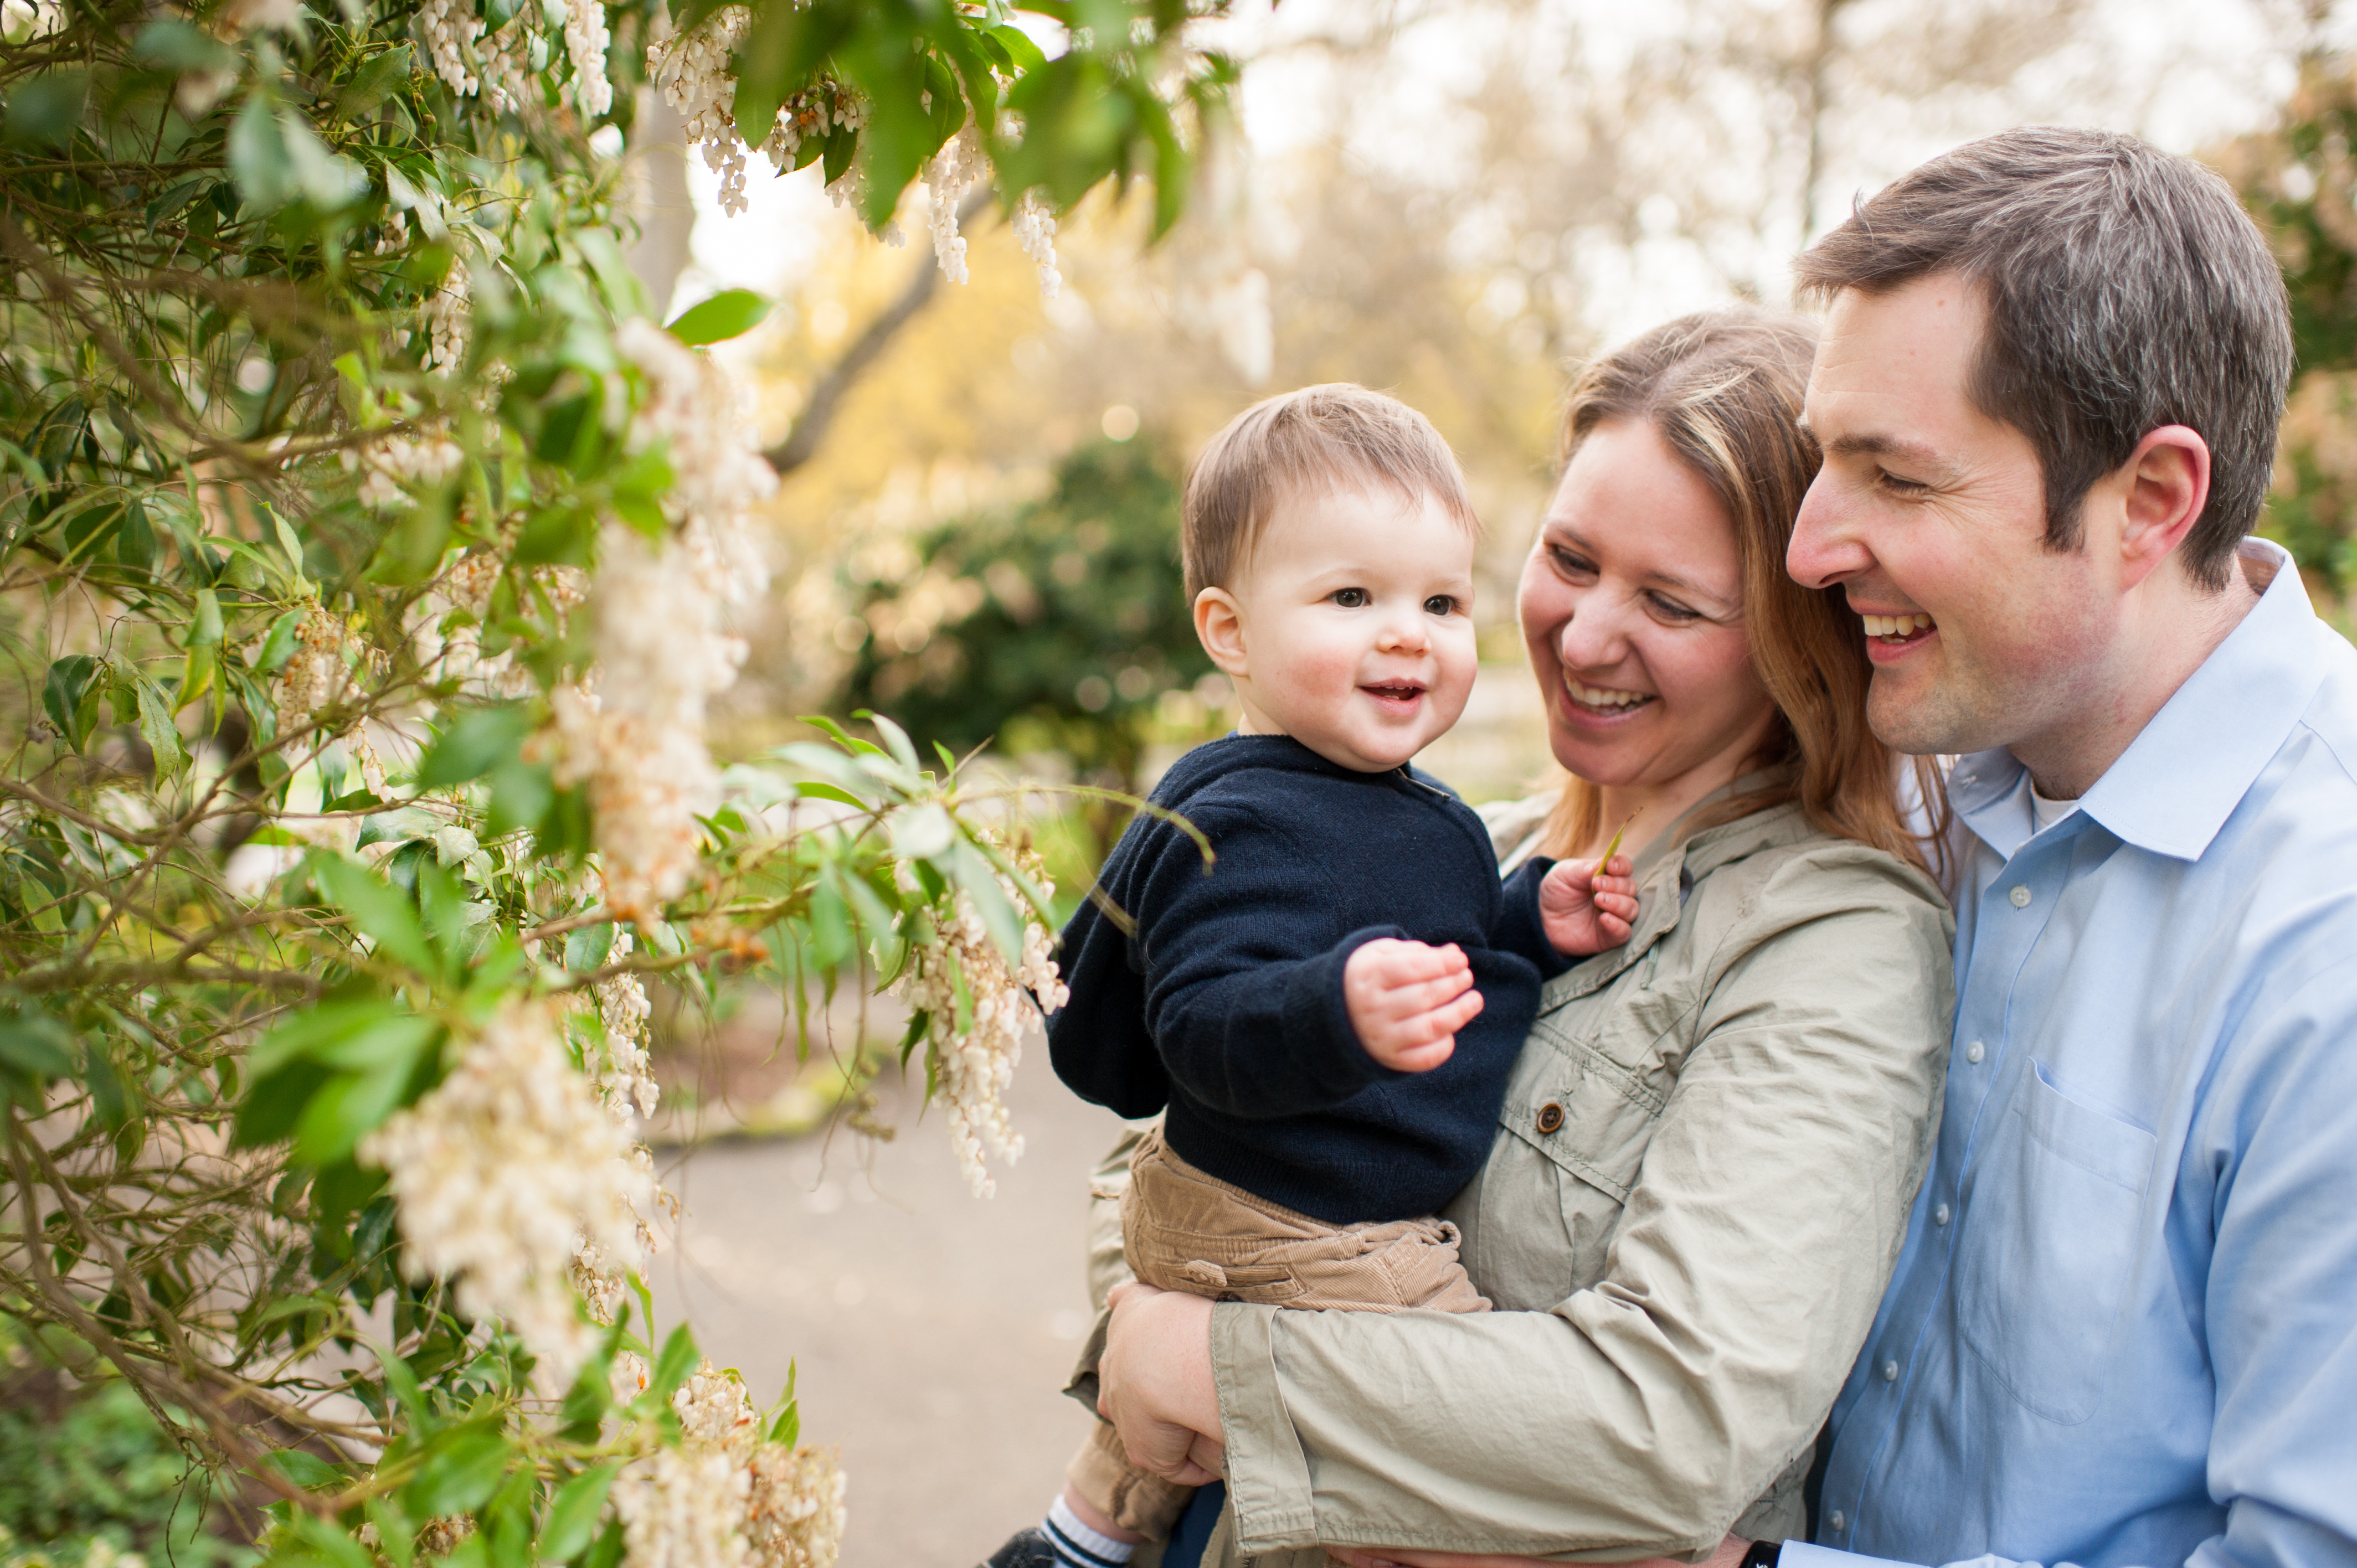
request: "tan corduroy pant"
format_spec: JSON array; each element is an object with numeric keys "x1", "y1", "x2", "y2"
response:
[{"x1": 1067, "y1": 1126, "x2": 1490, "y2": 1538}]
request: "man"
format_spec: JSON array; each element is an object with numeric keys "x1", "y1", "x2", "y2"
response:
[{"x1": 1778, "y1": 126, "x2": 2357, "y2": 1568}]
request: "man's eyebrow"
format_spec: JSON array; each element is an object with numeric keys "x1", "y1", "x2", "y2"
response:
[{"x1": 1808, "y1": 425, "x2": 1946, "y2": 468}]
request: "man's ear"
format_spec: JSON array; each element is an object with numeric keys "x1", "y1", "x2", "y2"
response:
[
  {"x1": 1194, "y1": 587, "x2": 1251, "y2": 677},
  {"x1": 2117, "y1": 425, "x2": 2212, "y2": 591}
]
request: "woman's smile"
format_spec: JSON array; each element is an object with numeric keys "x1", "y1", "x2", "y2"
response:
[{"x1": 1563, "y1": 678, "x2": 1655, "y2": 716}]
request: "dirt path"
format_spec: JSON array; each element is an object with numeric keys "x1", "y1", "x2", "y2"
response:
[{"x1": 647, "y1": 1025, "x2": 1133, "y2": 1568}]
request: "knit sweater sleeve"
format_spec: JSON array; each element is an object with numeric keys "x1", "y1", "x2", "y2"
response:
[{"x1": 1134, "y1": 798, "x2": 1406, "y2": 1120}]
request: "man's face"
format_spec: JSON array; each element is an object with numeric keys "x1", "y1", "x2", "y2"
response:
[{"x1": 1788, "y1": 274, "x2": 2111, "y2": 760}]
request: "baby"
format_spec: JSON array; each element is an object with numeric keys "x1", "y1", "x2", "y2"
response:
[{"x1": 987, "y1": 385, "x2": 1637, "y2": 1568}]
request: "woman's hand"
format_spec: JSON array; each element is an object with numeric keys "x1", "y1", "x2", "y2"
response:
[
  {"x1": 1330, "y1": 1533, "x2": 1751, "y2": 1568},
  {"x1": 1538, "y1": 854, "x2": 1639, "y2": 956},
  {"x1": 1098, "y1": 1280, "x2": 1226, "y2": 1486}
]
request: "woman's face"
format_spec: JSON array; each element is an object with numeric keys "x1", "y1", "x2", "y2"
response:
[{"x1": 1519, "y1": 417, "x2": 1781, "y2": 792}]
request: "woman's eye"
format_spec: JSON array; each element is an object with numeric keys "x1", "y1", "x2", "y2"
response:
[
  {"x1": 1329, "y1": 587, "x2": 1368, "y2": 608},
  {"x1": 1648, "y1": 594, "x2": 1701, "y2": 623},
  {"x1": 1550, "y1": 546, "x2": 1596, "y2": 577},
  {"x1": 1423, "y1": 595, "x2": 1459, "y2": 617},
  {"x1": 1878, "y1": 468, "x2": 1932, "y2": 497}
]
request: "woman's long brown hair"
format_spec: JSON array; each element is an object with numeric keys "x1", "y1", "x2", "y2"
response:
[{"x1": 1538, "y1": 308, "x2": 1948, "y2": 874}]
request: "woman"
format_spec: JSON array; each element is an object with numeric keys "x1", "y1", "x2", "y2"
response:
[{"x1": 1090, "y1": 308, "x2": 1954, "y2": 1568}]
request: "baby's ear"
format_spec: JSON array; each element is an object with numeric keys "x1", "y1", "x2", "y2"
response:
[{"x1": 1194, "y1": 586, "x2": 1250, "y2": 675}]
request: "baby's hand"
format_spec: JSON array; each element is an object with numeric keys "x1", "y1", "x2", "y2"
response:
[
  {"x1": 1539, "y1": 855, "x2": 1639, "y2": 956},
  {"x1": 1343, "y1": 938, "x2": 1483, "y2": 1073}
]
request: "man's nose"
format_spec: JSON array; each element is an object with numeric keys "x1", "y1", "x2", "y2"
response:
[{"x1": 1788, "y1": 476, "x2": 1875, "y2": 590}]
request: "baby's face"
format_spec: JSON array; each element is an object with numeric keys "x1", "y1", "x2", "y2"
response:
[{"x1": 1206, "y1": 481, "x2": 1479, "y2": 772}]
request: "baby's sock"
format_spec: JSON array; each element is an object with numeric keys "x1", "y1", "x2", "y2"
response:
[{"x1": 1042, "y1": 1493, "x2": 1135, "y2": 1568}]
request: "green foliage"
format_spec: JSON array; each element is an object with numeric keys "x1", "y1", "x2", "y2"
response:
[
  {"x1": 693, "y1": 0, "x2": 1235, "y2": 235},
  {"x1": 0, "y1": 1320, "x2": 253, "y2": 1568},
  {"x1": 0, "y1": 0, "x2": 1217, "y2": 1561},
  {"x1": 837, "y1": 436, "x2": 1214, "y2": 791}
]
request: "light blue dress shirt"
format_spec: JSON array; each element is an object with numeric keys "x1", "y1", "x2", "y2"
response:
[{"x1": 1782, "y1": 540, "x2": 2357, "y2": 1568}]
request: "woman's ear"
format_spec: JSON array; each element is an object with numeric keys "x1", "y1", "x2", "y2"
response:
[{"x1": 1194, "y1": 587, "x2": 1251, "y2": 678}]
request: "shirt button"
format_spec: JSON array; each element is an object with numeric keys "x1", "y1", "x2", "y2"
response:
[
  {"x1": 1535, "y1": 1102, "x2": 1565, "y2": 1134},
  {"x1": 1934, "y1": 1203, "x2": 1952, "y2": 1226},
  {"x1": 1829, "y1": 1512, "x2": 1846, "y2": 1533},
  {"x1": 2009, "y1": 885, "x2": 2032, "y2": 908},
  {"x1": 1881, "y1": 1359, "x2": 1898, "y2": 1383},
  {"x1": 1965, "y1": 1040, "x2": 1985, "y2": 1064}
]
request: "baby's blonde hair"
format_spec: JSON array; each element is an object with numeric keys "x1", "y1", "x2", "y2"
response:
[{"x1": 1181, "y1": 384, "x2": 1480, "y2": 601}]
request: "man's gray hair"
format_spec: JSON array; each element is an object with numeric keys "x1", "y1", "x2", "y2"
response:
[{"x1": 1794, "y1": 126, "x2": 2293, "y2": 591}]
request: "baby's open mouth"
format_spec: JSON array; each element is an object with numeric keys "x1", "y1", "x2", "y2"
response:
[
  {"x1": 1362, "y1": 681, "x2": 1425, "y2": 705},
  {"x1": 1863, "y1": 612, "x2": 1936, "y2": 644},
  {"x1": 1568, "y1": 680, "x2": 1654, "y2": 715}
]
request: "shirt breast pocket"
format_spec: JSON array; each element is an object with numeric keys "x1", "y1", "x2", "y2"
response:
[{"x1": 1955, "y1": 1060, "x2": 2157, "y2": 1425}]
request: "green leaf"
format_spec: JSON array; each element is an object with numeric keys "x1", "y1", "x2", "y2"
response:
[
  {"x1": 260, "y1": 1448, "x2": 347, "y2": 1489},
  {"x1": 133, "y1": 19, "x2": 237, "y2": 73},
  {"x1": 417, "y1": 704, "x2": 533, "y2": 788},
  {"x1": 792, "y1": 781, "x2": 869, "y2": 811},
  {"x1": 664, "y1": 288, "x2": 773, "y2": 347},
  {"x1": 134, "y1": 677, "x2": 188, "y2": 781},
  {"x1": 405, "y1": 1423, "x2": 511, "y2": 1520},
  {"x1": 537, "y1": 1462, "x2": 620, "y2": 1565},
  {"x1": 40, "y1": 654, "x2": 101, "y2": 749},
  {"x1": 0, "y1": 1009, "x2": 74, "y2": 1080},
  {"x1": 192, "y1": 587, "x2": 225, "y2": 645},
  {"x1": 564, "y1": 922, "x2": 615, "y2": 973},
  {"x1": 4, "y1": 70, "x2": 88, "y2": 149},
  {"x1": 312, "y1": 853, "x2": 441, "y2": 977},
  {"x1": 987, "y1": 23, "x2": 1048, "y2": 75},
  {"x1": 648, "y1": 1323, "x2": 698, "y2": 1402},
  {"x1": 888, "y1": 802, "x2": 956, "y2": 860},
  {"x1": 256, "y1": 608, "x2": 303, "y2": 673},
  {"x1": 229, "y1": 92, "x2": 299, "y2": 213},
  {"x1": 280, "y1": 104, "x2": 369, "y2": 211}
]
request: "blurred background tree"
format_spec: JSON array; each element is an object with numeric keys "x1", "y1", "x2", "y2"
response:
[{"x1": 836, "y1": 434, "x2": 1215, "y2": 807}]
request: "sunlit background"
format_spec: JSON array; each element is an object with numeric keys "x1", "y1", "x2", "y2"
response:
[{"x1": 610, "y1": 3, "x2": 2357, "y2": 1562}]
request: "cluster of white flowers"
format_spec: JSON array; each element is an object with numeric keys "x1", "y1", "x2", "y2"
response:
[
  {"x1": 613, "y1": 1362, "x2": 845, "y2": 1568},
  {"x1": 648, "y1": 7, "x2": 867, "y2": 219},
  {"x1": 923, "y1": 127, "x2": 984, "y2": 284},
  {"x1": 348, "y1": 432, "x2": 464, "y2": 510},
  {"x1": 1012, "y1": 190, "x2": 1062, "y2": 299},
  {"x1": 553, "y1": 0, "x2": 613, "y2": 117},
  {"x1": 546, "y1": 319, "x2": 773, "y2": 923},
  {"x1": 357, "y1": 997, "x2": 651, "y2": 1385},
  {"x1": 892, "y1": 847, "x2": 1067, "y2": 1196},
  {"x1": 588, "y1": 927, "x2": 660, "y2": 1121},
  {"x1": 615, "y1": 1444, "x2": 751, "y2": 1568},
  {"x1": 420, "y1": 270, "x2": 470, "y2": 373},
  {"x1": 481, "y1": 19, "x2": 537, "y2": 116},
  {"x1": 416, "y1": 0, "x2": 485, "y2": 96},
  {"x1": 275, "y1": 605, "x2": 350, "y2": 737}
]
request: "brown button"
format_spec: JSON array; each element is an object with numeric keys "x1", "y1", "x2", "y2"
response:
[{"x1": 1535, "y1": 1102, "x2": 1565, "y2": 1134}]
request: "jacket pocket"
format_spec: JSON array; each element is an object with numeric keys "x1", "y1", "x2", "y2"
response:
[{"x1": 1955, "y1": 1060, "x2": 2157, "y2": 1424}]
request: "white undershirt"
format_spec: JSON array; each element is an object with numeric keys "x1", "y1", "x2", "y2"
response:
[{"x1": 2030, "y1": 787, "x2": 2081, "y2": 834}]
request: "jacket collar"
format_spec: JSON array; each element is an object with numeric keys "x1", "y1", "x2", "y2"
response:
[{"x1": 1949, "y1": 539, "x2": 2329, "y2": 864}]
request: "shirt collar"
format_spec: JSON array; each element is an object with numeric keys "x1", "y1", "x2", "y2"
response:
[{"x1": 1949, "y1": 539, "x2": 2329, "y2": 864}]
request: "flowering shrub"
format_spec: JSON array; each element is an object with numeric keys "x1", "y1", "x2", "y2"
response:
[{"x1": 0, "y1": 1, "x2": 1231, "y2": 1565}]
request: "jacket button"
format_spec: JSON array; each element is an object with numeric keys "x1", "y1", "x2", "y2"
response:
[{"x1": 1535, "y1": 1102, "x2": 1565, "y2": 1134}]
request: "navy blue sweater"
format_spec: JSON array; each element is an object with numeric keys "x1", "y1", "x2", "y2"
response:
[{"x1": 1048, "y1": 734, "x2": 1567, "y2": 1225}]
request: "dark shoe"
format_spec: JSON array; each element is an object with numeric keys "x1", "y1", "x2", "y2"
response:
[{"x1": 980, "y1": 1527, "x2": 1062, "y2": 1568}]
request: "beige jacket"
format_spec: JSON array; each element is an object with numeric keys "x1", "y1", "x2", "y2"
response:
[{"x1": 1098, "y1": 787, "x2": 1954, "y2": 1566}]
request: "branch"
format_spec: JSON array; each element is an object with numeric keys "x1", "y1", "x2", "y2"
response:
[{"x1": 762, "y1": 187, "x2": 995, "y2": 476}]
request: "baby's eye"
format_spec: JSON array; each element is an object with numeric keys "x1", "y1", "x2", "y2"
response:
[
  {"x1": 1423, "y1": 595, "x2": 1460, "y2": 617},
  {"x1": 1329, "y1": 587, "x2": 1369, "y2": 608}
]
